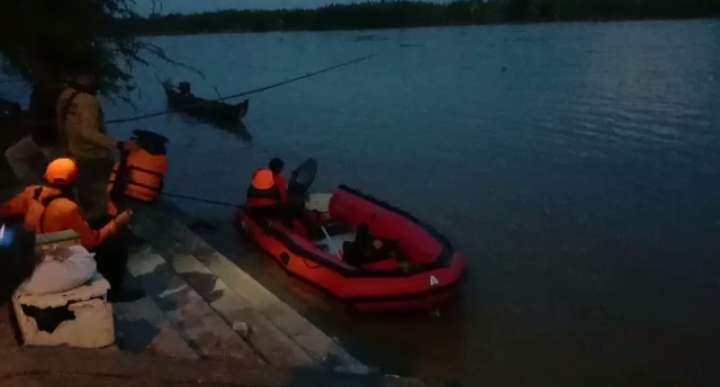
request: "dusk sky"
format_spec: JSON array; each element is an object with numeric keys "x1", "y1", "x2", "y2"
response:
[{"x1": 135, "y1": 0, "x2": 377, "y2": 15}]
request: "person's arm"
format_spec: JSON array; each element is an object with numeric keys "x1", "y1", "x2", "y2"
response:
[
  {"x1": 0, "y1": 187, "x2": 34, "y2": 220},
  {"x1": 66, "y1": 205, "x2": 120, "y2": 250},
  {"x1": 75, "y1": 95, "x2": 117, "y2": 151}
]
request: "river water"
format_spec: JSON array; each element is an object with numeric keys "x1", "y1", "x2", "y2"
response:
[{"x1": 5, "y1": 19, "x2": 720, "y2": 386}]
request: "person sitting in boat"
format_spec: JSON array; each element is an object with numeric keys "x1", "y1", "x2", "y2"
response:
[
  {"x1": 246, "y1": 158, "x2": 291, "y2": 216},
  {"x1": 178, "y1": 82, "x2": 192, "y2": 97},
  {"x1": 342, "y1": 224, "x2": 396, "y2": 267},
  {"x1": 246, "y1": 167, "x2": 284, "y2": 219}
]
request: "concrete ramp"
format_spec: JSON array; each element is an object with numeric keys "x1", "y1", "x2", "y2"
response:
[{"x1": 115, "y1": 204, "x2": 366, "y2": 372}]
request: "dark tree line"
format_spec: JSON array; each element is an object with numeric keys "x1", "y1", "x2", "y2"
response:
[
  {"x1": 514, "y1": 0, "x2": 720, "y2": 20},
  {"x1": 116, "y1": 0, "x2": 720, "y2": 36}
]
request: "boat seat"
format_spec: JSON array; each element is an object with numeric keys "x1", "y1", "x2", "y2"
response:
[{"x1": 306, "y1": 193, "x2": 332, "y2": 212}]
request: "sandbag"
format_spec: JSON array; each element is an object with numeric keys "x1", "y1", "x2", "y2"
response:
[{"x1": 20, "y1": 244, "x2": 96, "y2": 295}]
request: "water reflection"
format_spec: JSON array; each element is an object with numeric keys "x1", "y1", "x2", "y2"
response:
[{"x1": 173, "y1": 113, "x2": 253, "y2": 143}]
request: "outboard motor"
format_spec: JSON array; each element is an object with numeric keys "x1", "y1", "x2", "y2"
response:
[
  {"x1": 288, "y1": 158, "x2": 318, "y2": 204},
  {"x1": 0, "y1": 224, "x2": 36, "y2": 304},
  {"x1": 282, "y1": 158, "x2": 318, "y2": 226},
  {"x1": 108, "y1": 130, "x2": 169, "y2": 212}
]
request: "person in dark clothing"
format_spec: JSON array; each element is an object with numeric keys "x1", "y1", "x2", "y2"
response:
[
  {"x1": 91, "y1": 221, "x2": 142, "y2": 303},
  {"x1": 342, "y1": 224, "x2": 396, "y2": 267},
  {"x1": 178, "y1": 82, "x2": 192, "y2": 97},
  {"x1": 4, "y1": 81, "x2": 66, "y2": 184}
]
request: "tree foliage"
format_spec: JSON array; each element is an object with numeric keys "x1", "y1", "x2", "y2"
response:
[{"x1": 0, "y1": 0, "x2": 155, "y2": 96}]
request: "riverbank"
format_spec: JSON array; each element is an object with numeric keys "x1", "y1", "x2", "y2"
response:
[
  {"x1": 0, "y1": 119, "x2": 436, "y2": 386},
  {"x1": 0, "y1": 197, "x2": 436, "y2": 386},
  {"x1": 116, "y1": 0, "x2": 720, "y2": 36}
]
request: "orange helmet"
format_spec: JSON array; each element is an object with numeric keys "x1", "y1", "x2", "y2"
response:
[
  {"x1": 45, "y1": 158, "x2": 79, "y2": 186},
  {"x1": 251, "y1": 168, "x2": 275, "y2": 190}
]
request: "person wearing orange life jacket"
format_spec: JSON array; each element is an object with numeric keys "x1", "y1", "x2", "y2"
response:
[
  {"x1": 0, "y1": 158, "x2": 132, "y2": 250},
  {"x1": 246, "y1": 168, "x2": 283, "y2": 218},
  {"x1": 0, "y1": 158, "x2": 142, "y2": 302},
  {"x1": 106, "y1": 130, "x2": 169, "y2": 216},
  {"x1": 246, "y1": 158, "x2": 291, "y2": 211}
]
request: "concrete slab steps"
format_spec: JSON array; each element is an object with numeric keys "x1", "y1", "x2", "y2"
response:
[
  {"x1": 117, "y1": 246, "x2": 261, "y2": 363},
  {"x1": 115, "y1": 204, "x2": 366, "y2": 372}
]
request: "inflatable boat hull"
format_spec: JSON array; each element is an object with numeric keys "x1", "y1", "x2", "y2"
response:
[{"x1": 236, "y1": 186, "x2": 467, "y2": 312}]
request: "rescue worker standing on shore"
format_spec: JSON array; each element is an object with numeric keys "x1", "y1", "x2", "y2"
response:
[
  {"x1": 0, "y1": 158, "x2": 139, "y2": 302},
  {"x1": 56, "y1": 69, "x2": 138, "y2": 221}
]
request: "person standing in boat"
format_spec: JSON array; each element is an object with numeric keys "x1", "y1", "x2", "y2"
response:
[{"x1": 56, "y1": 67, "x2": 138, "y2": 221}]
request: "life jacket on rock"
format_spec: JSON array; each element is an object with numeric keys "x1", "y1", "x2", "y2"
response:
[
  {"x1": 246, "y1": 168, "x2": 281, "y2": 208},
  {"x1": 107, "y1": 130, "x2": 168, "y2": 209}
]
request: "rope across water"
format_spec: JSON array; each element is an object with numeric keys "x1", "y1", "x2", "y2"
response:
[{"x1": 105, "y1": 54, "x2": 375, "y2": 125}]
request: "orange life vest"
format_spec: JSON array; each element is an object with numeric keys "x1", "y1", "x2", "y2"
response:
[
  {"x1": 246, "y1": 168, "x2": 281, "y2": 208},
  {"x1": 108, "y1": 148, "x2": 168, "y2": 203}
]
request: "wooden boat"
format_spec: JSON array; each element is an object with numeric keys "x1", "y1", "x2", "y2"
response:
[{"x1": 162, "y1": 81, "x2": 248, "y2": 123}]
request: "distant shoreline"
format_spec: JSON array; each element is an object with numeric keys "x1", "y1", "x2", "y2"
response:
[
  {"x1": 125, "y1": 16, "x2": 720, "y2": 39},
  {"x1": 115, "y1": 1, "x2": 720, "y2": 37}
]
